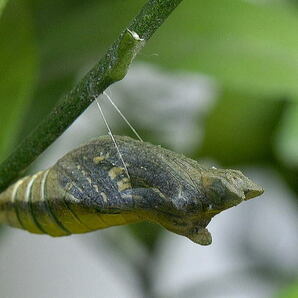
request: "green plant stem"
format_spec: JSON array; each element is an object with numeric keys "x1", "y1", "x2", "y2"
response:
[{"x1": 0, "y1": 0, "x2": 183, "y2": 192}]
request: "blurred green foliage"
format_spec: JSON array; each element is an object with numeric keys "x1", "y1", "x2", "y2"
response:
[
  {"x1": 199, "y1": 88, "x2": 285, "y2": 165},
  {"x1": 128, "y1": 222, "x2": 163, "y2": 252},
  {"x1": 275, "y1": 102, "x2": 298, "y2": 167},
  {"x1": 0, "y1": 0, "x2": 8, "y2": 15},
  {"x1": 143, "y1": 0, "x2": 298, "y2": 97},
  {"x1": 0, "y1": 0, "x2": 298, "y2": 296},
  {"x1": 0, "y1": 0, "x2": 37, "y2": 161},
  {"x1": 277, "y1": 281, "x2": 298, "y2": 298}
]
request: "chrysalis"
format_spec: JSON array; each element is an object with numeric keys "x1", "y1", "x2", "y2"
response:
[{"x1": 0, "y1": 136, "x2": 263, "y2": 245}]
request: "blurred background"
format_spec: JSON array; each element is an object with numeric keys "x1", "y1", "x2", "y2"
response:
[{"x1": 0, "y1": 0, "x2": 298, "y2": 297}]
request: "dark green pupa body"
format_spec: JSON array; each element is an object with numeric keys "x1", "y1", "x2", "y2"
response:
[{"x1": 0, "y1": 136, "x2": 263, "y2": 245}]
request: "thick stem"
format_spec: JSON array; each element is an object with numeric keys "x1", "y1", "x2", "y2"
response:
[{"x1": 0, "y1": 0, "x2": 183, "y2": 192}]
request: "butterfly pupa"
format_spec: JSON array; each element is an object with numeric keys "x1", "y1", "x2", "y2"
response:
[{"x1": 0, "y1": 136, "x2": 263, "y2": 245}]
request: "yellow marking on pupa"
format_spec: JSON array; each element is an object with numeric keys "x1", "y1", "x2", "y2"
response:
[
  {"x1": 93, "y1": 156, "x2": 105, "y2": 164},
  {"x1": 117, "y1": 177, "x2": 131, "y2": 191},
  {"x1": 201, "y1": 176, "x2": 214, "y2": 190},
  {"x1": 93, "y1": 184, "x2": 99, "y2": 192},
  {"x1": 65, "y1": 182, "x2": 72, "y2": 191},
  {"x1": 100, "y1": 192, "x2": 108, "y2": 203},
  {"x1": 108, "y1": 167, "x2": 124, "y2": 180}
]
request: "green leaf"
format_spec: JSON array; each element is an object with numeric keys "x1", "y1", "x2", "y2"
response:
[
  {"x1": 0, "y1": 0, "x2": 8, "y2": 17},
  {"x1": 199, "y1": 88, "x2": 284, "y2": 165},
  {"x1": 276, "y1": 281, "x2": 298, "y2": 298},
  {"x1": 275, "y1": 102, "x2": 298, "y2": 167},
  {"x1": 142, "y1": 0, "x2": 298, "y2": 97},
  {"x1": 0, "y1": 0, "x2": 37, "y2": 161}
]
